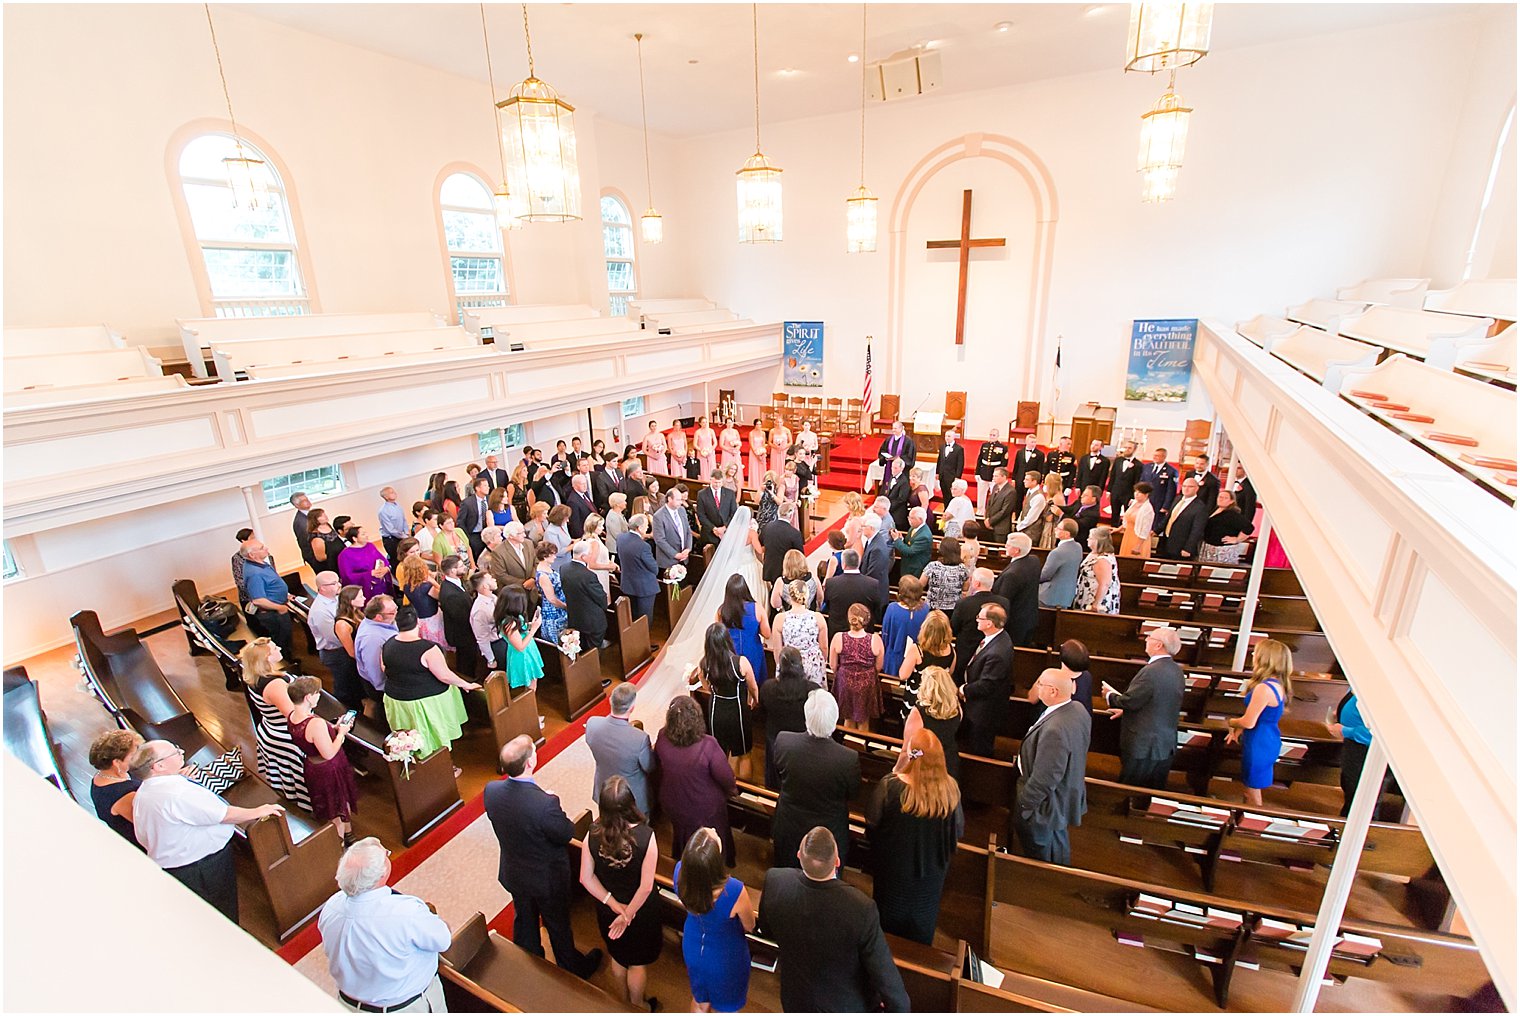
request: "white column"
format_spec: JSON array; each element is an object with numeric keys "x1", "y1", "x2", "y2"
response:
[
  {"x1": 1291, "y1": 737, "x2": 1390, "y2": 1012},
  {"x1": 240, "y1": 485, "x2": 265, "y2": 542},
  {"x1": 1232, "y1": 510, "x2": 1272, "y2": 671}
]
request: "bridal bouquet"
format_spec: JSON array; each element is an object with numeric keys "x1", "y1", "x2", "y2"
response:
[
  {"x1": 682, "y1": 661, "x2": 703, "y2": 693},
  {"x1": 663, "y1": 564, "x2": 688, "y2": 602},
  {"x1": 384, "y1": 729, "x2": 424, "y2": 780},
  {"x1": 560, "y1": 629, "x2": 583, "y2": 660}
]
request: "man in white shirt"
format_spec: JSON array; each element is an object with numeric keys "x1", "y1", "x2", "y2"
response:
[
  {"x1": 307, "y1": 568, "x2": 344, "y2": 672},
  {"x1": 129, "y1": 740, "x2": 284, "y2": 922},
  {"x1": 468, "y1": 570, "x2": 501, "y2": 670},
  {"x1": 1014, "y1": 471, "x2": 1047, "y2": 536},
  {"x1": 320, "y1": 838, "x2": 452, "y2": 1013}
]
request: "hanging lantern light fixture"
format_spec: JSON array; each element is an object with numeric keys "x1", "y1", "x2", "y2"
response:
[
  {"x1": 1124, "y1": 2, "x2": 1213, "y2": 74},
  {"x1": 203, "y1": 3, "x2": 269, "y2": 212},
  {"x1": 736, "y1": 3, "x2": 783, "y2": 243},
  {"x1": 498, "y1": 3, "x2": 582, "y2": 222},
  {"x1": 845, "y1": 4, "x2": 877, "y2": 254},
  {"x1": 634, "y1": 33, "x2": 663, "y2": 244},
  {"x1": 1137, "y1": 71, "x2": 1192, "y2": 202},
  {"x1": 479, "y1": 4, "x2": 523, "y2": 230}
]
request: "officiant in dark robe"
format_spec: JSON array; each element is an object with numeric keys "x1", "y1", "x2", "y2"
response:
[{"x1": 877, "y1": 420, "x2": 916, "y2": 492}]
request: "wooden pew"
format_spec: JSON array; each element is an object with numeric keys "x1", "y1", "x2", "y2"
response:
[
  {"x1": 482, "y1": 672, "x2": 544, "y2": 759},
  {"x1": 1268, "y1": 324, "x2": 1382, "y2": 389},
  {"x1": 208, "y1": 326, "x2": 479, "y2": 381},
  {"x1": 4, "y1": 323, "x2": 125, "y2": 355},
  {"x1": 987, "y1": 851, "x2": 1496, "y2": 1009},
  {"x1": 2, "y1": 667, "x2": 71, "y2": 796},
  {"x1": 535, "y1": 639, "x2": 605, "y2": 721},
  {"x1": 4, "y1": 347, "x2": 164, "y2": 390},
  {"x1": 439, "y1": 910, "x2": 632, "y2": 1012},
  {"x1": 177, "y1": 310, "x2": 444, "y2": 377},
  {"x1": 245, "y1": 808, "x2": 345, "y2": 940},
  {"x1": 1235, "y1": 314, "x2": 1299, "y2": 349},
  {"x1": 1338, "y1": 305, "x2": 1493, "y2": 363},
  {"x1": 244, "y1": 345, "x2": 490, "y2": 380},
  {"x1": 3, "y1": 374, "x2": 189, "y2": 408},
  {"x1": 612, "y1": 598, "x2": 653, "y2": 680}
]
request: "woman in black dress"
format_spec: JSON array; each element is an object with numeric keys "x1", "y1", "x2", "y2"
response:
[
  {"x1": 866, "y1": 727, "x2": 965, "y2": 945},
  {"x1": 579, "y1": 776, "x2": 662, "y2": 1010},
  {"x1": 897, "y1": 609, "x2": 956, "y2": 720},
  {"x1": 1199, "y1": 489, "x2": 1252, "y2": 564},
  {"x1": 699, "y1": 623, "x2": 758, "y2": 781},
  {"x1": 899, "y1": 665, "x2": 963, "y2": 786},
  {"x1": 306, "y1": 508, "x2": 346, "y2": 573},
  {"x1": 758, "y1": 647, "x2": 813, "y2": 790},
  {"x1": 89, "y1": 729, "x2": 144, "y2": 848}
]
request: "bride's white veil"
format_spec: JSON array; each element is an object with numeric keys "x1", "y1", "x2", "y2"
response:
[{"x1": 630, "y1": 504, "x2": 763, "y2": 734}]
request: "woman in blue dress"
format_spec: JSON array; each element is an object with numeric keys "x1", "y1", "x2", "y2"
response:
[
  {"x1": 675, "y1": 827, "x2": 755, "y2": 1013},
  {"x1": 532, "y1": 542, "x2": 569, "y2": 644},
  {"x1": 880, "y1": 575, "x2": 929, "y2": 676},
  {"x1": 1227, "y1": 638, "x2": 1292, "y2": 807},
  {"x1": 717, "y1": 573, "x2": 771, "y2": 686}
]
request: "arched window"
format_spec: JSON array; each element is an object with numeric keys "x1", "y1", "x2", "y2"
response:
[
  {"x1": 602, "y1": 194, "x2": 637, "y2": 316},
  {"x1": 440, "y1": 172, "x2": 511, "y2": 322},
  {"x1": 177, "y1": 132, "x2": 310, "y2": 318}
]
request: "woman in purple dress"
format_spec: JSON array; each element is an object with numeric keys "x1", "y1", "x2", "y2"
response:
[
  {"x1": 284, "y1": 676, "x2": 359, "y2": 845},
  {"x1": 654, "y1": 696, "x2": 738, "y2": 867},
  {"x1": 337, "y1": 524, "x2": 392, "y2": 599}
]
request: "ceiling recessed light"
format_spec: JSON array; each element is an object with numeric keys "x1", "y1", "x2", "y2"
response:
[
  {"x1": 994, "y1": 21, "x2": 1013, "y2": 33},
  {"x1": 847, "y1": 53, "x2": 859, "y2": 63}
]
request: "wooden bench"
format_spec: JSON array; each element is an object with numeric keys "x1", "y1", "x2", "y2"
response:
[
  {"x1": 1338, "y1": 305, "x2": 1493, "y2": 364},
  {"x1": 1337, "y1": 277, "x2": 1430, "y2": 308},
  {"x1": 69, "y1": 608, "x2": 345, "y2": 938},
  {"x1": 1286, "y1": 297, "x2": 1368, "y2": 332},
  {"x1": 178, "y1": 310, "x2": 444, "y2": 377},
  {"x1": 461, "y1": 303, "x2": 600, "y2": 340},
  {"x1": 3, "y1": 374, "x2": 189, "y2": 407},
  {"x1": 1269, "y1": 324, "x2": 1382, "y2": 389},
  {"x1": 643, "y1": 308, "x2": 742, "y2": 331},
  {"x1": 3, "y1": 667, "x2": 70, "y2": 796},
  {"x1": 209, "y1": 326, "x2": 479, "y2": 380},
  {"x1": 243, "y1": 345, "x2": 491, "y2": 380},
  {"x1": 1340, "y1": 354, "x2": 1517, "y2": 497},
  {"x1": 4, "y1": 347, "x2": 164, "y2": 390},
  {"x1": 1453, "y1": 323, "x2": 1517, "y2": 386},
  {"x1": 491, "y1": 316, "x2": 643, "y2": 346},
  {"x1": 535, "y1": 638, "x2": 605, "y2": 721},
  {"x1": 668, "y1": 318, "x2": 757, "y2": 335},
  {"x1": 1236, "y1": 315, "x2": 1300, "y2": 348},
  {"x1": 611, "y1": 597, "x2": 653, "y2": 680},
  {"x1": 4, "y1": 323, "x2": 124, "y2": 355},
  {"x1": 625, "y1": 297, "x2": 715, "y2": 322},
  {"x1": 1424, "y1": 277, "x2": 1516, "y2": 323},
  {"x1": 439, "y1": 910, "x2": 632, "y2": 1012},
  {"x1": 483, "y1": 671, "x2": 544, "y2": 761}
]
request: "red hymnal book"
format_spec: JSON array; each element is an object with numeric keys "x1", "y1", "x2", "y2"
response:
[
  {"x1": 1369, "y1": 400, "x2": 1410, "y2": 411},
  {"x1": 1459, "y1": 452, "x2": 1518, "y2": 471},
  {"x1": 1424, "y1": 431, "x2": 1480, "y2": 447},
  {"x1": 1388, "y1": 411, "x2": 1436, "y2": 424},
  {"x1": 1348, "y1": 389, "x2": 1387, "y2": 400}
]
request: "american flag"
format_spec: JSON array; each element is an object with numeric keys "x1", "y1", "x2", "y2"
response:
[{"x1": 862, "y1": 337, "x2": 873, "y2": 411}]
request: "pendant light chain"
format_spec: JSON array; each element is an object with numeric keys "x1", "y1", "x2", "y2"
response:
[
  {"x1": 521, "y1": 2, "x2": 536, "y2": 78},
  {"x1": 858, "y1": 3, "x2": 867, "y2": 188},
  {"x1": 480, "y1": 4, "x2": 510, "y2": 188},
  {"x1": 636, "y1": 33, "x2": 654, "y2": 210},
  {"x1": 203, "y1": 4, "x2": 247, "y2": 156},
  {"x1": 752, "y1": 3, "x2": 761, "y2": 153}
]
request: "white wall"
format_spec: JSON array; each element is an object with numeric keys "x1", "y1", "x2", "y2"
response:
[
  {"x1": 664, "y1": 12, "x2": 1497, "y2": 436},
  {"x1": 0, "y1": 4, "x2": 662, "y2": 349}
]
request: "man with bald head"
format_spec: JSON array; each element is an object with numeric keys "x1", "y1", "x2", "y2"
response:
[
  {"x1": 759, "y1": 826, "x2": 909, "y2": 1012},
  {"x1": 1014, "y1": 669, "x2": 1091, "y2": 864},
  {"x1": 320, "y1": 837, "x2": 451, "y2": 1013},
  {"x1": 993, "y1": 532, "x2": 1041, "y2": 647}
]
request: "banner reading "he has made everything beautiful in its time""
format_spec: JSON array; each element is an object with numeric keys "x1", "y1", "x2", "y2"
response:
[{"x1": 1125, "y1": 318, "x2": 1198, "y2": 402}]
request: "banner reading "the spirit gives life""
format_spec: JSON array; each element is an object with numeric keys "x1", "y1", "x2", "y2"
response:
[{"x1": 783, "y1": 321, "x2": 824, "y2": 387}]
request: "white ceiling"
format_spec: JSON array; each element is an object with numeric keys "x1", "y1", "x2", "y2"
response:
[{"x1": 229, "y1": 3, "x2": 1481, "y2": 138}]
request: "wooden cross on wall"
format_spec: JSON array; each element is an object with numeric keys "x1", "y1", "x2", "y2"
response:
[{"x1": 926, "y1": 189, "x2": 1006, "y2": 345}]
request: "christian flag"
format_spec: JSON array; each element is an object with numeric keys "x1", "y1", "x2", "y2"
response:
[{"x1": 862, "y1": 337, "x2": 873, "y2": 411}]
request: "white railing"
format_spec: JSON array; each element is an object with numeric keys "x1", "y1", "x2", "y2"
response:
[
  {"x1": 1194, "y1": 320, "x2": 1516, "y2": 1007},
  {"x1": 212, "y1": 297, "x2": 310, "y2": 318}
]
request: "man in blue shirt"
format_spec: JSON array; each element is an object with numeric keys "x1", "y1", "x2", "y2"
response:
[
  {"x1": 242, "y1": 540, "x2": 295, "y2": 660},
  {"x1": 354, "y1": 595, "x2": 398, "y2": 697},
  {"x1": 320, "y1": 838, "x2": 451, "y2": 1013},
  {"x1": 377, "y1": 486, "x2": 407, "y2": 565}
]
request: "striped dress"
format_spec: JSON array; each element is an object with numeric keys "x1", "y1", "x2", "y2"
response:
[{"x1": 245, "y1": 676, "x2": 312, "y2": 811}]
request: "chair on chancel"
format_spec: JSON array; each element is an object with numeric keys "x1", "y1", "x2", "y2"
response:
[{"x1": 871, "y1": 394, "x2": 901, "y2": 435}]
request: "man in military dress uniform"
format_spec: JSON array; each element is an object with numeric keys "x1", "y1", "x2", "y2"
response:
[
  {"x1": 976, "y1": 428, "x2": 1009, "y2": 516},
  {"x1": 1050, "y1": 436, "x2": 1078, "y2": 505}
]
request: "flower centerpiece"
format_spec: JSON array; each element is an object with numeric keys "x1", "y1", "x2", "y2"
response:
[
  {"x1": 384, "y1": 729, "x2": 424, "y2": 780},
  {"x1": 663, "y1": 563, "x2": 688, "y2": 602},
  {"x1": 560, "y1": 628, "x2": 582, "y2": 661}
]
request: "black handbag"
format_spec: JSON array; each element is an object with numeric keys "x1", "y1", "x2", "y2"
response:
[{"x1": 196, "y1": 595, "x2": 240, "y2": 640}]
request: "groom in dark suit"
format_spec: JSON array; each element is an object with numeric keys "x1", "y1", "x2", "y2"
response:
[
  {"x1": 876, "y1": 419, "x2": 916, "y2": 491},
  {"x1": 1014, "y1": 669, "x2": 1092, "y2": 865},
  {"x1": 695, "y1": 470, "x2": 737, "y2": 549},
  {"x1": 934, "y1": 430, "x2": 964, "y2": 504}
]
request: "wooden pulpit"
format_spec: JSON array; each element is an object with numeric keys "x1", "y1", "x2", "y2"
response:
[{"x1": 1070, "y1": 402, "x2": 1117, "y2": 450}]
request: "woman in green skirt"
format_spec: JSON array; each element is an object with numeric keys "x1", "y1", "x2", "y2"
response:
[
  {"x1": 380, "y1": 606, "x2": 482, "y2": 758},
  {"x1": 493, "y1": 585, "x2": 545, "y2": 692}
]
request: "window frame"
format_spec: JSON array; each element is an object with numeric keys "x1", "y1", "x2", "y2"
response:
[
  {"x1": 620, "y1": 396, "x2": 647, "y2": 420},
  {"x1": 435, "y1": 165, "x2": 515, "y2": 324},
  {"x1": 166, "y1": 119, "x2": 321, "y2": 319},
  {"x1": 2, "y1": 540, "x2": 23, "y2": 583},
  {"x1": 601, "y1": 190, "x2": 638, "y2": 317},
  {"x1": 259, "y1": 464, "x2": 346, "y2": 512}
]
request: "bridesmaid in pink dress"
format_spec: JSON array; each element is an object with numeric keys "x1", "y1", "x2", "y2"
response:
[
  {"x1": 769, "y1": 423, "x2": 792, "y2": 477},
  {"x1": 666, "y1": 420, "x2": 688, "y2": 476},
  {"x1": 719, "y1": 422, "x2": 743, "y2": 475},
  {"x1": 693, "y1": 416, "x2": 718, "y2": 479},
  {"x1": 641, "y1": 420, "x2": 667, "y2": 474},
  {"x1": 747, "y1": 421, "x2": 768, "y2": 492}
]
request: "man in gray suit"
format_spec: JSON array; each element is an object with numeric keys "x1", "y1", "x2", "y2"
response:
[
  {"x1": 1101, "y1": 627, "x2": 1185, "y2": 790},
  {"x1": 615, "y1": 515, "x2": 660, "y2": 623},
  {"x1": 1038, "y1": 520, "x2": 1082, "y2": 608},
  {"x1": 859, "y1": 513, "x2": 894, "y2": 610},
  {"x1": 585, "y1": 683, "x2": 655, "y2": 815},
  {"x1": 1014, "y1": 669, "x2": 1091, "y2": 865},
  {"x1": 651, "y1": 488, "x2": 692, "y2": 573},
  {"x1": 983, "y1": 468, "x2": 1016, "y2": 543}
]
